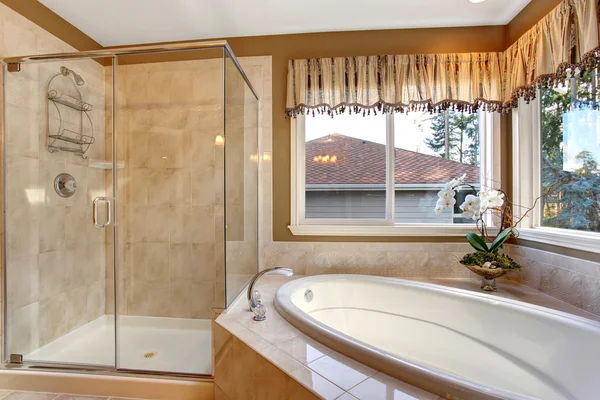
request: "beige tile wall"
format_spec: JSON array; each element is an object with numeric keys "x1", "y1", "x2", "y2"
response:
[
  {"x1": 508, "y1": 245, "x2": 600, "y2": 317},
  {"x1": 0, "y1": 3, "x2": 107, "y2": 356}
]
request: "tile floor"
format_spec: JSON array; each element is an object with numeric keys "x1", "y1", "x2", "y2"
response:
[{"x1": 0, "y1": 393, "x2": 149, "y2": 400}]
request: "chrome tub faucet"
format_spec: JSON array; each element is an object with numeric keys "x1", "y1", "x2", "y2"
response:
[{"x1": 247, "y1": 267, "x2": 293, "y2": 321}]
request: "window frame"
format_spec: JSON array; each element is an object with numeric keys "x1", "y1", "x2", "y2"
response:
[
  {"x1": 289, "y1": 111, "x2": 500, "y2": 237},
  {"x1": 513, "y1": 95, "x2": 600, "y2": 253}
]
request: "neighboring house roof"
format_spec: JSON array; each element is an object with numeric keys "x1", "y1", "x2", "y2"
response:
[{"x1": 306, "y1": 134, "x2": 480, "y2": 185}]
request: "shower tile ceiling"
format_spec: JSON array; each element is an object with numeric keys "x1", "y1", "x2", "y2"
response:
[{"x1": 38, "y1": 0, "x2": 532, "y2": 47}]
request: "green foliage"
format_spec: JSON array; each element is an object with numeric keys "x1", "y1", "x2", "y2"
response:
[
  {"x1": 425, "y1": 111, "x2": 480, "y2": 166},
  {"x1": 466, "y1": 233, "x2": 489, "y2": 252},
  {"x1": 489, "y1": 228, "x2": 514, "y2": 253},
  {"x1": 460, "y1": 251, "x2": 522, "y2": 271},
  {"x1": 540, "y1": 70, "x2": 600, "y2": 232}
]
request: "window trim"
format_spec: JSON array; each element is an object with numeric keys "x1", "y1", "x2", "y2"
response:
[
  {"x1": 513, "y1": 96, "x2": 600, "y2": 253},
  {"x1": 289, "y1": 112, "x2": 498, "y2": 237}
]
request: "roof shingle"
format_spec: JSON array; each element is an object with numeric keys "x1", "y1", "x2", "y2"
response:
[{"x1": 305, "y1": 134, "x2": 480, "y2": 185}]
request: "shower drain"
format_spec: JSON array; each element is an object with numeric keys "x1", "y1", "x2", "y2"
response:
[{"x1": 142, "y1": 351, "x2": 157, "y2": 359}]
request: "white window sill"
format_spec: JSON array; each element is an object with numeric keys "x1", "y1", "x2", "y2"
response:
[
  {"x1": 517, "y1": 227, "x2": 600, "y2": 254},
  {"x1": 288, "y1": 224, "x2": 476, "y2": 237}
]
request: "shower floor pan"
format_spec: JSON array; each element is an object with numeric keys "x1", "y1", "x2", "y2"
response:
[{"x1": 25, "y1": 315, "x2": 212, "y2": 375}]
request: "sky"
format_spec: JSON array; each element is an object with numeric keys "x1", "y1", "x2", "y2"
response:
[{"x1": 305, "y1": 111, "x2": 438, "y2": 156}]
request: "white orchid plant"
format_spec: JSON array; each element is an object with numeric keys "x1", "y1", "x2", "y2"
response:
[
  {"x1": 435, "y1": 174, "x2": 504, "y2": 219},
  {"x1": 434, "y1": 174, "x2": 521, "y2": 270}
]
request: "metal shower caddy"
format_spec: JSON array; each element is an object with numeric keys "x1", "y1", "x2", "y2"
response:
[{"x1": 47, "y1": 66, "x2": 94, "y2": 158}]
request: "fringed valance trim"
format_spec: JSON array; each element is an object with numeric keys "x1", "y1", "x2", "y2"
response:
[
  {"x1": 502, "y1": 46, "x2": 600, "y2": 111},
  {"x1": 285, "y1": 98, "x2": 507, "y2": 118}
]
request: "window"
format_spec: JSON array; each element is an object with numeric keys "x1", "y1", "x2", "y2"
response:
[
  {"x1": 304, "y1": 112, "x2": 387, "y2": 220},
  {"x1": 291, "y1": 110, "x2": 497, "y2": 236},
  {"x1": 540, "y1": 72, "x2": 600, "y2": 232},
  {"x1": 513, "y1": 71, "x2": 600, "y2": 252},
  {"x1": 393, "y1": 112, "x2": 480, "y2": 225}
]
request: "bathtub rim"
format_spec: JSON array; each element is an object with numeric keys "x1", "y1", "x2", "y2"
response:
[{"x1": 274, "y1": 274, "x2": 599, "y2": 400}]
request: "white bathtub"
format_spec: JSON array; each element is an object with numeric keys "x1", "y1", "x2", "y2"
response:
[{"x1": 274, "y1": 275, "x2": 600, "y2": 400}]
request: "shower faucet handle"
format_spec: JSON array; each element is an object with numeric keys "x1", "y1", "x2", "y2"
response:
[{"x1": 252, "y1": 301, "x2": 266, "y2": 321}]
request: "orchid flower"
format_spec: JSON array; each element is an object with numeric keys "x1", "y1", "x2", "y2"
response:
[
  {"x1": 480, "y1": 189, "x2": 505, "y2": 211},
  {"x1": 458, "y1": 194, "x2": 481, "y2": 221},
  {"x1": 437, "y1": 189, "x2": 456, "y2": 200}
]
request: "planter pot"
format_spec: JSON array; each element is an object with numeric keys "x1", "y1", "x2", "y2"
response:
[{"x1": 462, "y1": 264, "x2": 507, "y2": 292}]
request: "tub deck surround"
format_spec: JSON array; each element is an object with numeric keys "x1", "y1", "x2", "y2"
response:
[
  {"x1": 215, "y1": 275, "x2": 434, "y2": 400},
  {"x1": 215, "y1": 275, "x2": 600, "y2": 400}
]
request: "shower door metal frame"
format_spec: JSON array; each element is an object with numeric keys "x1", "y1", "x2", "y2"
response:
[
  {"x1": 2, "y1": 40, "x2": 258, "y2": 100},
  {"x1": 0, "y1": 40, "x2": 258, "y2": 378}
]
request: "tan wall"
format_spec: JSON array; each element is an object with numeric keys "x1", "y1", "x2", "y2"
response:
[
  {"x1": 0, "y1": 2, "x2": 106, "y2": 355},
  {"x1": 506, "y1": 0, "x2": 564, "y2": 46}
]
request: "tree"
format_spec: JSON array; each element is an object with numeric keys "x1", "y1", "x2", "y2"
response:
[
  {"x1": 540, "y1": 70, "x2": 600, "y2": 232},
  {"x1": 425, "y1": 111, "x2": 480, "y2": 166}
]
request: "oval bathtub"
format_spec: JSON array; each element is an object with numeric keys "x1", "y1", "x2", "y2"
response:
[{"x1": 274, "y1": 275, "x2": 600, "y2": 400}]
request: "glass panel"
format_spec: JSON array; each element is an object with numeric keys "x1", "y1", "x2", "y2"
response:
[
  {"x1": 304, "y1": 111, "x2": 387, "y2": 219},
  {"x1": 224, "y1": 52, "x2": 259, "y2": 307},
  {"x1": 540, "y1": 71, "x2": 600, "y2": 232},
  {"x1": 115, "y1": 48, "x2": 224, "y2": 374},
  {"x1": 393, "y1": 111, "x2": 480, "y2": 224},
  {"x1": 4, "y1": 57, "x2": 115, "y2": 366}
]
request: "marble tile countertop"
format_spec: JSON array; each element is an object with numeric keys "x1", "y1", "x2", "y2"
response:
[{"x1": 215, "y1": 275, "x2": 600, "y2": 400}]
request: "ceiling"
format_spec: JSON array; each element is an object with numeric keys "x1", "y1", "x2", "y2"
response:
[{"x1": 38, "y1": 0, "x2": 532, "y2": 47}]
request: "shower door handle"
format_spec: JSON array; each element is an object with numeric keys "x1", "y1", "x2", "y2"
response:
[{"x1": 93, "y1": 197, "x2": 112, "y2": 228}]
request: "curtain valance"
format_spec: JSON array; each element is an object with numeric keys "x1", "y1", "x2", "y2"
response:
[
  {"x1": 503, "y1": 0, "x2": 599, "y2": 107},
  {"x1": 285, "y1": 0, "x2": 599, "y2": 116},
  {"x1": 285, "y1": 53, "x2": 504, "y2": 116}
]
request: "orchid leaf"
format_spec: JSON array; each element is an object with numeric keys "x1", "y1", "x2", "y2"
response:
[
  {"x1": 466, "y1": 233, "x2": 489, "y2": 252},
  {"x1": 489, "y1": 228, "x2": 514, "y2": 253}
]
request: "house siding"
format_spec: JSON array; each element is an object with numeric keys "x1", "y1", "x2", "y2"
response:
[{"x1": 305, "y1": 190, "x2": 455, "y2": 223}]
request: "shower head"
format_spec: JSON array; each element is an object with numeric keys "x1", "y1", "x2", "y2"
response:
[
  {"x1": 60, "y1": 66, "x2": 85, "y2": 86},
  {"x1": 71, "y1": 71, "x2": 85, "y2": 86}
]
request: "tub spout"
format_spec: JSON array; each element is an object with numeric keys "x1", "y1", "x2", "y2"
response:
[{"x1": 247, "y1": 267, "x2": 293, "y2": 321}]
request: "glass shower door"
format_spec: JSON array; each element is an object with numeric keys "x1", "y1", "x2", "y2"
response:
[
  {"x1": 113, "y1": 49, "x2": 225, "y2": 375},
  {"x1": 3, "y1": 56, "x2": 116, "y2": 368}
]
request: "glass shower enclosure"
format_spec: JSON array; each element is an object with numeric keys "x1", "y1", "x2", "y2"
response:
[{"x1": 1, "y1": 41, "x2": 258, "y2": 376}]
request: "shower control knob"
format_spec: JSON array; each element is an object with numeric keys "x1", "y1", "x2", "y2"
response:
[{"x1": 54, "y1": 173, "x2": 77, "y2": 197}]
